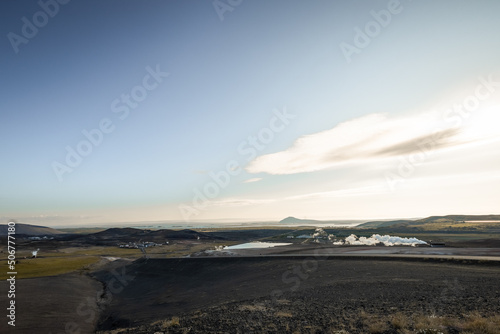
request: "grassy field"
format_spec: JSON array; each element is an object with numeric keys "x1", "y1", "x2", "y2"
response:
[
  {"x1": 0, "y1": 240, "x2": 237, "y2": 279},
  {"x1": 0, "y1": 255, "x2": 100, "y2": 279},
  {"x1": 0, "y1": 244, "x2": 144, "y2": 280}
]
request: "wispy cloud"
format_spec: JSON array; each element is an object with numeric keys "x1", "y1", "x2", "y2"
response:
[
  {"x1": 205, "y1": 185, "x2": 386, "y2": 209},
  {"x1": 285, "y1": 185, "x2": 386, "y2": 200},
  {"x1": 206, "y1": 198, "x2": 275, "y2": 207},
  {"x1": 243, "y1": 177, "x2": 262, "y2": 183},
  {"x1": 246, "y1": 106, "x2": 500, "y2": 175}
]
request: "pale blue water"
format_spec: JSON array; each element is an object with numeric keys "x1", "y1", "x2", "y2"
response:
[{"x1": 224, "y1": 241, "x2": 292, "y2": 250}]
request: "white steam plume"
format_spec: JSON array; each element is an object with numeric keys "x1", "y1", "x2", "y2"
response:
[{"x1": 334, "y1": 234, "x2": 427, "y2": 247}]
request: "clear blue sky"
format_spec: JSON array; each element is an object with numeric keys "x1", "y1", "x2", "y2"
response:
[{"x1": 2, "y1": 0, "x2": 500, "y2": 226}]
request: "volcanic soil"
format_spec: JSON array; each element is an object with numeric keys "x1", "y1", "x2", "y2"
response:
[{"x1": 94, "y1": 257, "x2": 500, "y2": 333}]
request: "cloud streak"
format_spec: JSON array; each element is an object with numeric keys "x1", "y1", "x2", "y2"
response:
[
  {"x1": 243, "y1": 178, "x2": 262, "y2": 183},
  {"x1": 246, "y1": 106, "x2": 500, "y2": 175}
]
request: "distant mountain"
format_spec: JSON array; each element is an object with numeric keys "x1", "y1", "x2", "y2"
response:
[
  {"x1": 357, "y1": 215, "x2": 500, "y2": 229},
  {"x1": 0, "y1": 223, "x2": 65, "y2": 236},
  {"x1": 279, "y1": 217, "x2": 323, "y2": 225},
  {"x1": 357, "y1": 220, "x2": 413, "y2": 228}
]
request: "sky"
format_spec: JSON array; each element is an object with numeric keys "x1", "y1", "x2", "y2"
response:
[{"x1": 1, "y1": 0, "x2": 500, "y2": 227}]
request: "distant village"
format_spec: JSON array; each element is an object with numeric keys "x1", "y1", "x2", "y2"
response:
[
  {"x1": 28, "y1": 236, "x2": 54, "y2": 241},
  {"x1": 118, "y1": 241, "x2": 168, "y2": 249},
  {"x1": 117, "y1": 235, "x2": 202, "y2": 249}
]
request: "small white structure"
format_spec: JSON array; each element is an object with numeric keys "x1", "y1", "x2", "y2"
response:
[{"x1": 32, "y1": 249, "x2": 40, "y2": 258}]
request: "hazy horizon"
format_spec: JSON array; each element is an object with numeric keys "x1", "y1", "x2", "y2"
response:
[{"x1": 7, "y1": 214, "x2": 500, "y2": 229}]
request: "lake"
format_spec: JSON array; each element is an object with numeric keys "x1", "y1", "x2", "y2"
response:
[{"x1": 224, "y1": 241, "x2": 292, "y2": 250}]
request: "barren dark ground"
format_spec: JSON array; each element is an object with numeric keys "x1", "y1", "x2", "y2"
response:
[
  {"x1": 0, "y1": 272, "x2": 101, "y2": 334},
  {"x1": 93, "y1": 257, "x2": 500, "y2": 333}
]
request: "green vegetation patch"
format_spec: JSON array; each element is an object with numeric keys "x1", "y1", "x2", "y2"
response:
[{"x1": 0, "y1": 255, "x2": 100, "y2": 279}]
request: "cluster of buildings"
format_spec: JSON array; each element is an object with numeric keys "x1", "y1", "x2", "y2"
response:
[
  {"x1": 28, "y1": 236, "x2": 54, "y2": 241},
  {"x1": 118, "y1": 241, "x2": 167, "y2": 249}
]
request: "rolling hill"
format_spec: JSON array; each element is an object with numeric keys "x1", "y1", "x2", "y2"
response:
[
  {"x1": 358, "y1": 215, "x2": 500, "y2": 230},
  {"x1": 0, "y1": 223, "x2": 65, "y2": 236},
  {"x1": 279, "y1": 216, "x2": 324, "y2": 225},
  {"x1": 83, "y1": 227, "x2": 218, "y2": 242}
]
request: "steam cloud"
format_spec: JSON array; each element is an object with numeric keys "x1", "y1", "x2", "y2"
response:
[
  {"x1": 333, "y1": 234, "x2": 427, "y2": 247},
  {"x1": 312, "y1": 228, "x2": 328, "y2": 238}
]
